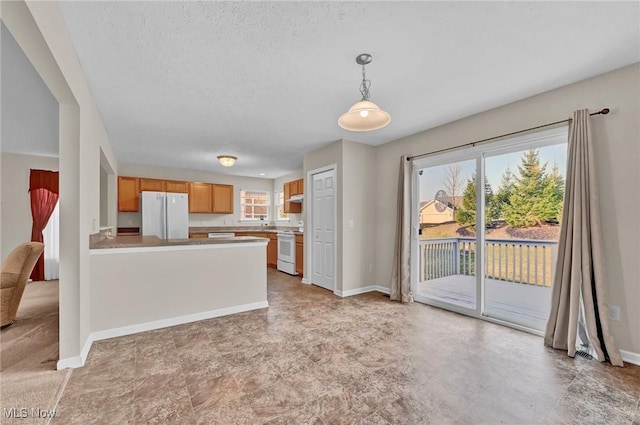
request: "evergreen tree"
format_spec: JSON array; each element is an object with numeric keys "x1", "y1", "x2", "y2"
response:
[
  {"x1": 456, "y1": 173, "x2": 496, "y2": 227},
  {"x1": 493, "y1": 167, "x2": 515, "y2": 219},
  {"x1": 542, "y1": 162, "x2": 565, "y2": 223},
  {"x1": 503, "y1": 149, "x2": 564, "y2": 227}
]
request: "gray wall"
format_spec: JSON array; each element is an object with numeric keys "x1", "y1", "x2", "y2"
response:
[
  {"x1": 1, "y1": 22, "x2": 58, "y2": 156},
  {"x1": 374, "y1": 63, "x2": 640, "y2": 355}
]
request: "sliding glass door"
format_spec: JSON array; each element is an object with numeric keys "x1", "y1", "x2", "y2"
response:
[
  {"x1": 414, "y1": 156, "x2": 478, "y2": 314},
  {"x1": 412, "y1": 127, "x2": 568, "y2": 332}
]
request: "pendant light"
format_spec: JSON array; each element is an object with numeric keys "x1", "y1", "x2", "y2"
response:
[
  {"x1": 338, "y1": 53, "x2": 391, "y2": 132},
  {"x1": 217, "y1": 155, "x2": 237, "y2": 167}
]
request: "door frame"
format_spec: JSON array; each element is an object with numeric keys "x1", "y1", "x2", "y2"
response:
[
  {"x1": 305, "y1": 164, "x2": 338, "y2": 294},
  {"x1": 411, "y1": 126, "x2": 569, "y2": 336}
]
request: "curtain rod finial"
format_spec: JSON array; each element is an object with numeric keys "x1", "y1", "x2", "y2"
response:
[{"x1": 600, "y1": 108, "x2": 610, "y2": 115}]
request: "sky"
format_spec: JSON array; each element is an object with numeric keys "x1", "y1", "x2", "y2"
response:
[{"x1": 419, "y1": 143, "x2": 567, "y2": 202}]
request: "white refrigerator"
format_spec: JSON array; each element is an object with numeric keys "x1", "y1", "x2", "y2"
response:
[{"x1": 141, "y1": 191, "x2": 189, "y2": 239}]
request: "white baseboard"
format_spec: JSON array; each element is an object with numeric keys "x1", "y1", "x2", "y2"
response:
[
  {"x1": 301, "y1": 278, "x2": 310, "y2": 284},
  {"x1": 621, "y1": 349, "x2": 640, "y2": 366},
  {"x1": 56, "y1": 300, "x2": 269, "y2": 370},
  {"x1": 374, "y1": 285, "x2": 390, "y2": 294},
  {"x1": 57, "y1": 336, "x2": 93, "y2": 370},
  {"x1": 335, "y1": 285, "x2": 391, "y2": 298}
]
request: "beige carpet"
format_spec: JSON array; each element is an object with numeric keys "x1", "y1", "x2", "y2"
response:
[{"x1": 1, "y1": 280, "x2": 69, "y2": 425}]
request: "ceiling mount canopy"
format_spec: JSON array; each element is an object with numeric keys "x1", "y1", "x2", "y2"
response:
[
  {"x1": 338, "y1": 53, "x2": 391, "y2": 132},
  {"x1": 217, "y1": 155, "x2": 237, "y2": 167}
]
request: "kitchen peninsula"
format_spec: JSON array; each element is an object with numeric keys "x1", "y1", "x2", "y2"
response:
[{"x1": 88, "y1": 234, "x2": 268, "y2": 341}]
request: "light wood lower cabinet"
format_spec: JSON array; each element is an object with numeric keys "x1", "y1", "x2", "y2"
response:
[
  {"x1": 267, "y1": 234, "x2": 277, "y2": 267},
  {"x1": 295, "y1": 234, "x2": 303, "y2": 277}
]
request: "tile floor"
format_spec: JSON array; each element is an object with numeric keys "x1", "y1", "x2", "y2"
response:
[{"x1": 52, "y1": 269, "x2": 640, "y2": 424}]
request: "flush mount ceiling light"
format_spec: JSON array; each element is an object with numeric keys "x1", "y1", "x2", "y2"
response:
[
  {"x1": 217, "y1": 155, "x2": 237, "y2": 167},
  {"x1": 338, "y1": 53, "x2": 391, "y2": 132}
]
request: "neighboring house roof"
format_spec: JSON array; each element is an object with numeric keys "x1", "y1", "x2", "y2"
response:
[
  {"x1": 420, "y1": 199, "x2": 453, "y2": 212},
  {"x1": 420, "y1": 196, "x2": 463, "y2": 210}
]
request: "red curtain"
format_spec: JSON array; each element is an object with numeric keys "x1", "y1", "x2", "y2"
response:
[{"x1": 29, "y1": 170, "x2": 59, "y2": 281}]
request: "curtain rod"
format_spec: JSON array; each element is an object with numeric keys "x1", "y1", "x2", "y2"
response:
[{"x1": 407, "y1": 108, "x2": 610, "y2": 161}]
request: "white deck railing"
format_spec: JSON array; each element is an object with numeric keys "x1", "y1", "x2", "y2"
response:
[{"x1": 419, "y1": 237, "x2": 558, "y2": 287}]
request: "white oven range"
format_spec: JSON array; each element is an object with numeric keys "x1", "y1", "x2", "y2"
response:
[{"x1": 277, "y1": 231, "x2": 297, "y2": 275}]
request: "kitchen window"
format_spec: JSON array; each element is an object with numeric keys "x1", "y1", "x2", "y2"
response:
[
  {"x1": 240, "y1": 190, "x2": 270, "y2": 220},
  {"x1": 274, "y1": 190, "x2": 289, "y2": 221}
]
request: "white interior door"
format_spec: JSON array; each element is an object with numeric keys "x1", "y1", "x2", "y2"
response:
[{"x1": 311, "y1": 169, "x2": 336, "y2": 291}]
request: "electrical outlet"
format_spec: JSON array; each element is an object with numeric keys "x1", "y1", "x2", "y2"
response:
[{"x1": 609, "y1": 305, "x2": 621, "y2": 322}]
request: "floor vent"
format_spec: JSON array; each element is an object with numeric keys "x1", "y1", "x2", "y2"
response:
[{"x1": 576, "y1": 350, "x2": 594, "y2": 360}]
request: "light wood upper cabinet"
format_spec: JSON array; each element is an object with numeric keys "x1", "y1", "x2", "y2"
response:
[
  {"x1": 290, "y1": 180, "x2": 299, "y2": 196},
  {"x1": 118, "y1": 176, "x2": 140, "y2": 212},
  {"x1": 283, "y1": 179, "x2": 302, "y2": 214},
  {"x1": 119, "y1": 175, "x2": 232, "y2": 214},
  {"x1": 165, "y1": 180, "x2": 188, "y2": 193},
  {"x1": 212, "y1": 184, "x2": 234, "y2": 214},
  {"x1": 188, "y1": 182, "x2": 213, "y2": 213},
  {"x1": 298, "y1": 179, "x2": 304, "y2": 195},
  {"x1": 139, "y1": 178, "x2": 166, "y2": 192}
]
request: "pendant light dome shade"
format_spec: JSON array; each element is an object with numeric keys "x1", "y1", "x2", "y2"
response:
[
  {"x1": 338, "y1": 100, "x2": 391, "y2": 131},
  {"x1": 338, "y1": 53, "x2": 391, "y2": 132}
]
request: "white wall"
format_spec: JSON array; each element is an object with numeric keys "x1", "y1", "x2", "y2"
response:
[
  {"x1": 0, "y1": 153, "x2": 58, "y2": 262},
  {"x1": 117, "y1": 164, "x2": 273, "y2": 228},
  {"x1": 2, "y1": 1, "x2": 120, "y2": 365},
  {"x1": 273, "y1": 170, "x2": 303, "y2": 226},
  {"x1": 374, "y1": 63, "x2": 640, "y2": 355}
]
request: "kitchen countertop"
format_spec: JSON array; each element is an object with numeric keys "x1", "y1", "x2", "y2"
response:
[
  {"x1": 90, "y1": 234, "x2": 268, "y2": 250},
  {"x1": 189, "y1": 226, "x2": 303, "y2": 236}
]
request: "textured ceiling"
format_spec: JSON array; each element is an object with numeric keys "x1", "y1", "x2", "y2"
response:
[{"x1": 58, "y1": 1, "x2": 640, "y2": 178}]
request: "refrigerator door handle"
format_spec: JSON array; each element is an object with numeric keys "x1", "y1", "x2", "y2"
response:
[{"x1": 161, "y1": 193, "x2": 167, "y2": 239}]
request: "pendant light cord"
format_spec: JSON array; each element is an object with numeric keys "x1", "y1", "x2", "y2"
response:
[{"x1": 359, "y1": 63, "x2": 371, "y2": 101}]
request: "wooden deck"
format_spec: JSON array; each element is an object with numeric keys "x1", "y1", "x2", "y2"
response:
[{"x1": 416, "y1": 275, "x2": 551, "y2": 331}]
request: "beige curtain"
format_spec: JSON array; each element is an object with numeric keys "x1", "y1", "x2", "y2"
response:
[
  {"x1": 544, "y1": 109, "x2": 623, "y2": 366},
  {"x1": 390, "y1": 154, "x2": 412, "y2": 303}
]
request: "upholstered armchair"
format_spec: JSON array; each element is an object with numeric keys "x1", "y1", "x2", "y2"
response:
[{"x1": 1, "y1": 242, "x2": 45, "y2": 328}]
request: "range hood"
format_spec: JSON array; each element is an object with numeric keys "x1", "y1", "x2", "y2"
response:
[{"x1": 289, "y1": 194, "x2": 304, "y2": 203}]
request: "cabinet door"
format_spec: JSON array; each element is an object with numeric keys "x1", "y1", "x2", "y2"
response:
[
  {"x1": 212, "y1": 184, "x2": 234, "y2": 214},
  {"x1": 283, "y1": 182, "x2": 292, "y2": 213},
  {"x1": 139, "y1": 178, "x2": 166, "y2": 192},
  {"x1": 295, "y1": 241, "x2": 304, "y2": 276},
  {"x1": 267, "y1": 237, "x2": 277, "y2": 267},
  {"x1": 188, "y1": 182, "x2": 213, "y2": 213},
  {"x1": 297, "y1": 179, "x2": 304, "y2": 195},
  {"x1": 166, "y1": 180, "x2": 188, "y2": 193},
  {"x1": 118, "y1": 176, "x2": 140, "y2": 212}
]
